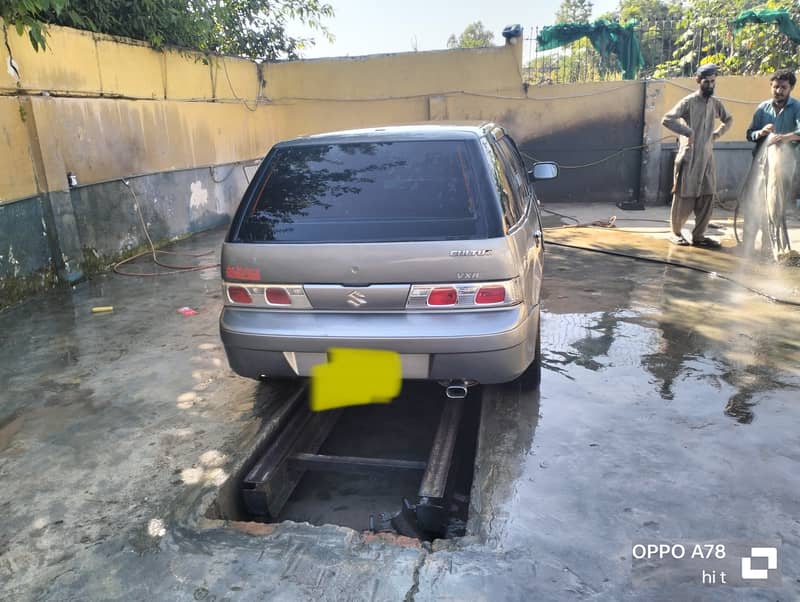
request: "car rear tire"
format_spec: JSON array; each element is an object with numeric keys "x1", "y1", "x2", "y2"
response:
[
  {"x1": 517, "y1": 317, "x2": 541, "y2": 391},
  {"x1": 517, "y1": 323, "x2": 542, "y2": 392}
]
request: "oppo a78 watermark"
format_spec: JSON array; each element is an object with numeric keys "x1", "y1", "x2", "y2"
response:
[{"x1": 631, "y1": 541, "x2": 781, "y2": 587}]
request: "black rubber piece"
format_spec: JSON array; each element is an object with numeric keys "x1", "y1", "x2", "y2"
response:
[{"x1": 518, "y1": 320, "x2": 542, "y2": 391}]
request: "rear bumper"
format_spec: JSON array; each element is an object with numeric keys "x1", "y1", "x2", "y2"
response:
[{"x1": 219, "y1": 305, "x2": 539, "y2": 384}]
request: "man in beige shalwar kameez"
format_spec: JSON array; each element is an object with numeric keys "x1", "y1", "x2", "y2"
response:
[{"x1": 662, "y1": 64, "x2": 733, "y2": 248}]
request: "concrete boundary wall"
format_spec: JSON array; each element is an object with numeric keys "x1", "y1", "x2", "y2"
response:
[
  {"x1": 0, "y1": 22, "x2": 774, "y2": 308},
  {"x1": 0, "y1": 22, "x2": 532, "y2": 309},
  {"x1": 0, "y1": 23, "x2": 259, "y2": 101},
  {"x1": 1, "y1": 22, "x2": 529, "y2": 200}
]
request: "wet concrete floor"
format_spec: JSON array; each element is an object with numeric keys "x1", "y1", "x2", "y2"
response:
[{"x1": 0, "y1": 203, "x2": 798, "y2": 600}]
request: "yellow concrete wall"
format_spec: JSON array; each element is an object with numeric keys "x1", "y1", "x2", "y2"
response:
[
  {"x1": 165, "y1": 49, "x2": 213, "y2": 101},
  {"x1": 212, "y1": 57, "x2": 262, "y2": 105},
  {"x1": 95, "y1": 36, "x2": 163, "y2": 99},
  {"x1": 0, "y1": 22, "x2": 214, "y2": 100},
  {"x1": 0, "y1": 97, "x2": 38, "y2": 201},
  {"x1": 24, "y1": 97, "x2": 275, "y2": 191},
  {"x1": 6, "y1": 79, "x2": 640, "y2": 200},
  {"x1": 1, "y1": 19, "x2": 524, "y2": 100},
  {"x1": 0, "y1": 24, "x2": 102, "y2": 95},
  {"x1": 262, "y1": 45, "x2": 525, "y2": 100},
  {"x1": 0, "y1": 22, "x2": 528, "y2": 204},
  {"x1": 0, "y1": 20, "x2": 777, "y2": 206},
  {"x1": 441, "y1": 81, "x2": 644, "y2": 142},
  {"x1": 269, "y1": 98, "x2": 430, "y2": 140},
  {"x1": 0, "y1": 22, "x2": 282, "y2": 202}
]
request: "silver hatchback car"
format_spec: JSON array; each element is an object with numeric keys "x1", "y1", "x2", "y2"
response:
[{"x1": 219, "y1": 123, "x2": 556, "y2": 393}]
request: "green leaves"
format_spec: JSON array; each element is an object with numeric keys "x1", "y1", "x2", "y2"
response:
[
  {"x1": 649, "y1": 0, "x2": 800, "y2": 76},
  {"x1": 556, "y1": 0, "x2": 594, "y2": 24},
  {"x1": 27, "y1": 20, "x2": 45, "y2": 49},
  {"x1": 560, "y1": 0, "x2": 800, "y2": 79},
  {"x1": 446, "y1": 21, "x2": 495, "y2": 49},
  {"x1": 1, "y1": 0, "x2": 68, "y2": 52},
  {"x1": 1, "y1": 0, "x2": 334, "y2": 60}
]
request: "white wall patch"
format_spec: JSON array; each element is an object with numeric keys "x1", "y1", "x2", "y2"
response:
[
  {"x1": 190, "y1": 181, "x2": 209, "y2": 211},
  {"x1": 6, "y1": 57, "x2": 20, "y2": 80}
]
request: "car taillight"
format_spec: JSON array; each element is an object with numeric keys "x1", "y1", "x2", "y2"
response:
[
  {"x1": 475, "y1": 285, "x2": 506, "y2": 304},
  {"x1": 223, "y1": 282, "x2": 312, "y2": 309},
  {"x1": 427, "y1": 287, "x2": 458, "y2": 306},
  {"x1": 406, "y1": 278, "x2": 522, "y2": 309},
  {"x1": 265, "y1": 287, "x2": 291, "y2": 305},
  {"x1": 228, "y1": 286, "x2": 253, "y2": 304}
]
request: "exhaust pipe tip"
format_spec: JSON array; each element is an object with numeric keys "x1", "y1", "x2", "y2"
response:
[
  {"x1": 444, "y1": 380, "x2": 469, "y2": 399},
  {"x1": 445, "y1": 386, "x2": 467, "y2": 399},
  {"x1": 440, "y1": 379, "x2": 478, "y2": 399}
]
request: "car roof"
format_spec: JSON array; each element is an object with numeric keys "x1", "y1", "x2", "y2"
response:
[{"x1": 275, "y1": 122, "x2": 502, "y2": 147}]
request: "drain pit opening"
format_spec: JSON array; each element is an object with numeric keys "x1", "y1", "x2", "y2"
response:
[{"x1": 206, "y1": 382, "x2": 482, "y2": 541}]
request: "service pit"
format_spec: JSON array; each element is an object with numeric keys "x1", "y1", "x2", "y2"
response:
[{"x1": 202, "y1": 382, "x2": 483, "y2": 543}]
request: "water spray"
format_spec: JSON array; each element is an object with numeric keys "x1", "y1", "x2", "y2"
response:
[{"x1": 736, "y1": 133, "x2": 799, "y2": 265}]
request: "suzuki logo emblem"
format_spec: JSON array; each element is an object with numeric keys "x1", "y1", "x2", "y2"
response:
[{"x1": 346, "y1": 290, "x2": 368, "y2": 307}]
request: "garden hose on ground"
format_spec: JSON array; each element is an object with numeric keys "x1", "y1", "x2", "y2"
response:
[
  {"x1": 113, "y1": 180, "x2": 220, "y2": 277},
  {"x1": 541, "y1": 207, "x2": 800, "y2": 308}
]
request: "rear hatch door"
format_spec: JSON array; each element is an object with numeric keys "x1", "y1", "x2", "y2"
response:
[{"x1": 224, "y1": 137, "x2": 517, "y2": 310}]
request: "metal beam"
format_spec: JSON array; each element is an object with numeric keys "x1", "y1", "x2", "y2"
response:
[
  {"x1": 418, "y1": 397, "x2": 464, "y2": 500},
  {"x1": 242, "y1": 405, "x2": 341, "y2": 519},
  {"x1": 289, "y1": 453, "x2": 426, "y2": 474}
]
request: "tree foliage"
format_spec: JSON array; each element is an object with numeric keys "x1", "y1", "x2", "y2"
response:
[
  {"x1": 652, "y1": 0, "x2": 800, "y2": 77},
  {"x1": 604, "y1": 0, "x2": 684, "y2": 77},
  {"x1": 532, "y1": 0, "x2": 800, "y2": 82},
  {"x1": 1, "y1": 0, "x2": 334, "y2": 61},
  {"x1": 555, "y1": 0, "x2": 594, "y2": 24},
  {"x1": 734, "y1": 0, "x2": 800, "y2": 73},
  {"x1": 446, "y1": 21, "x2": 495, "y2": 49},
  {"x1": 537, "y1": 0, "x2": 597, "y2": 84},
  {"x1": 1, "y1": 0, "x2": 68, "y2": 51},
  {"x1": 617, "y1": 0, "x2": 682, "y2": 23}
]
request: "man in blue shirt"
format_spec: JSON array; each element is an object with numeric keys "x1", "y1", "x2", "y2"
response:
[
  {"x1": 746, "y1": 69, "x2": 800, "y2": 150},
  {"x1": 741, "y1": 69, "x2": 800, "y2": 259}
]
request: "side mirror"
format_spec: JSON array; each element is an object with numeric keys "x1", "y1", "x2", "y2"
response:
[{"x1": 528, "y1": 162, "x2": 558, "y2": 181}]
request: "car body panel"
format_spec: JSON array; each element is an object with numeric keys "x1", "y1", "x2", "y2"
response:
[
  {"x1": 221, "y1": 237, "x2": 517, "y2": 287},
  {"x1": 219, "y1": 122, "x2": 551, "y2": 385},
  {"x1": 219, "y1": 305, "x2": 539, "y2": 382}
]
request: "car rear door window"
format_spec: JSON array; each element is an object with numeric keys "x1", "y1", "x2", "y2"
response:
[
  {"x1": 233, "y1": 140, "x2": 492, "y2": 243},
  {"x1": 480, "y1": 137, "x2": 520, "y2": 229},
  {"x1": 499, "y1": 136, "x2": 545, "y2": 227},
  {"x1": 493, "y1": 137, "x2": 531, "y2": 225},
  {"x1": 497, "y1": 136, "x2": 531, "y2": 202}
]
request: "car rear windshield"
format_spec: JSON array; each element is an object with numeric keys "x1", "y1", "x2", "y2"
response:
[{"x1": 232, "y1": 140, "x2": 495, "y2": 243}]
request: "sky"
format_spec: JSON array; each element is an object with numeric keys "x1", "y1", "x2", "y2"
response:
[{"x1": 289, "y1": 0, "x2": 620, "y2": 59}]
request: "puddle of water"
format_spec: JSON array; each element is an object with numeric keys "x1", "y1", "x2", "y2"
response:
[{"x1": 543, "y1": 245, "x2": 800, "y2": 424}]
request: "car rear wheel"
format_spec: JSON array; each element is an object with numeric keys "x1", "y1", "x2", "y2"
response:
[{"x1": 517, "y1": 317, "x2": 541, "y2": 391}]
